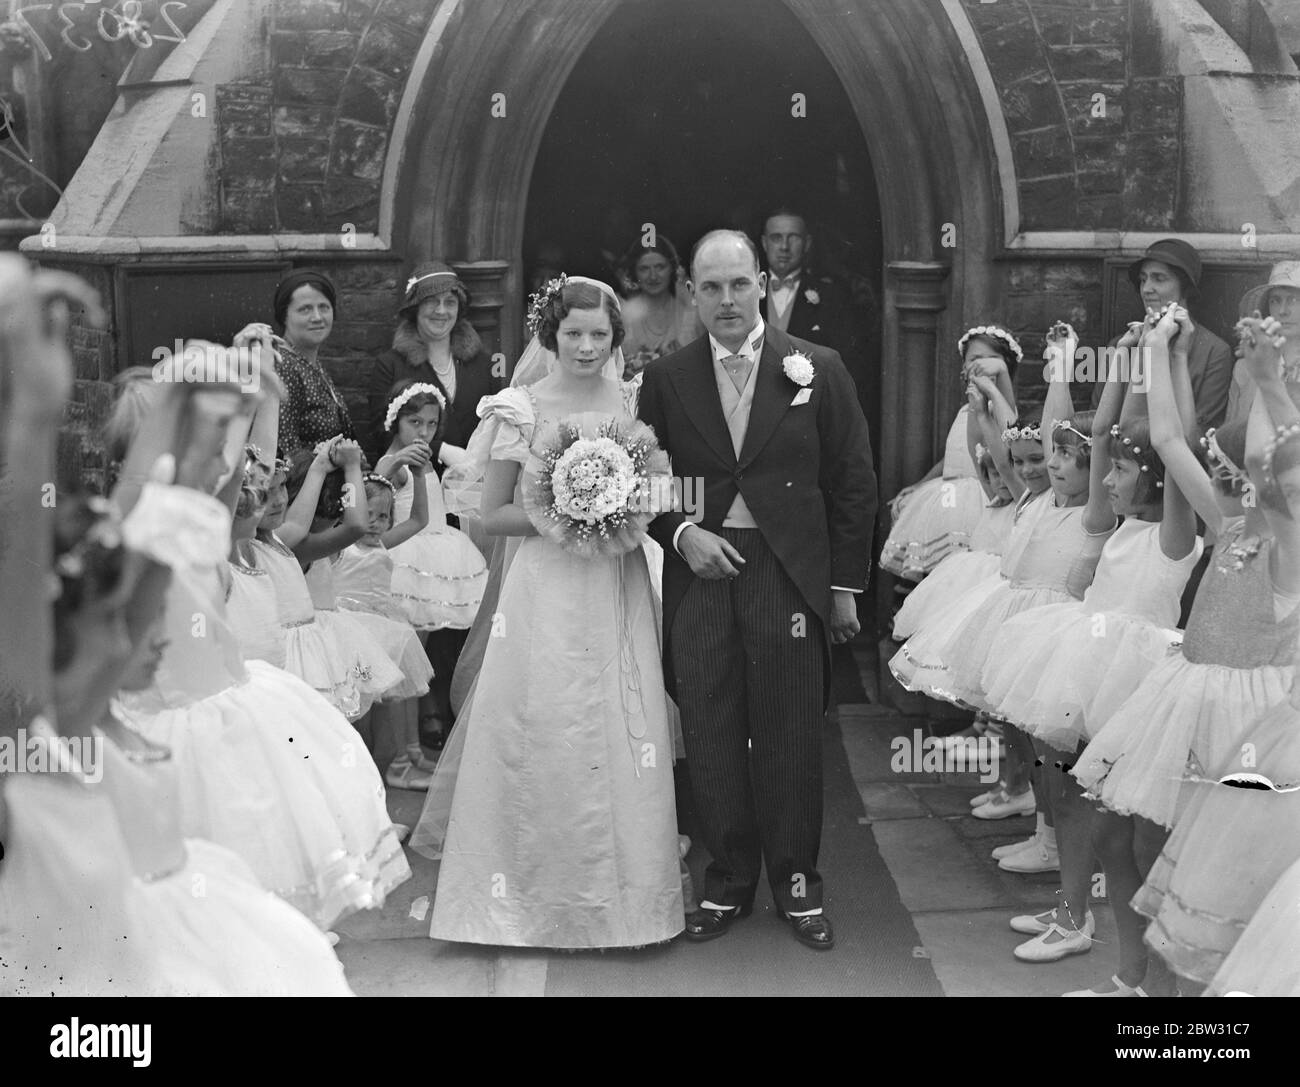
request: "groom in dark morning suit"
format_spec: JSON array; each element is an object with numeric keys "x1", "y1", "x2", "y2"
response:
[{"x1": 638, "y1": 230, "x2": 877, "y2": 949}]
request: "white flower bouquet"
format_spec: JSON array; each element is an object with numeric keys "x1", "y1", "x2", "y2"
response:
[{"x1": 522, "y1": 418, "x2": 674, "y2": 558}]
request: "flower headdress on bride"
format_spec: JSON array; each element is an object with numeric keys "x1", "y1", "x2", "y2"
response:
[
  {"x1": 526, "y1": 274, "x2": 569, "y2": 336},
  {"x1": 384, "y1": 382, "x2": 447, "y2": 433}
]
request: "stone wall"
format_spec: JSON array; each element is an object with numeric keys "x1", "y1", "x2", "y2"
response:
[
  {"x1": 963, "y1": 0, "x2": 1182, "y2": 230},
  {"x1": 217, "y1": 0, "x2": 432, "y2": 234}
]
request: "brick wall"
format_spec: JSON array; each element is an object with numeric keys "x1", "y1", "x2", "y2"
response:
[
  {"x1": 218, "y1": 0, "x2": 432, "y2": 234},
  {"x1": 963, "y1": 0, "x2": 1182, "y2": 230}
]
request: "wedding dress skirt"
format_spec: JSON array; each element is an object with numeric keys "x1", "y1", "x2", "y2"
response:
[{"x1": 412, "y1": 541, "x2": 682, "y2": 948}]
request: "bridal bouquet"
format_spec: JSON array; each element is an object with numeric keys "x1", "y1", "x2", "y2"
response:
[{"x1": 522, "y1": 418, "x2": 674, "y2": 558}]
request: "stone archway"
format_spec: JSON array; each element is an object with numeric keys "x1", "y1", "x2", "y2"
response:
[{"x1": 389, "y1": 0, "x2": 1005, "y2": 505}]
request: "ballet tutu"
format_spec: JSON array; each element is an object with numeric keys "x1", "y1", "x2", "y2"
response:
[
  {"x1": 890, "y1": 573, "x2": 1007, "y2": 700},
  {"x1": 892, "y1": 550, "x2": 1001, "y2": 641},
  {"x1": 282, "y1": 617, "x2": 364, "y2": 720},
  {"x1": 115, "y1": 660, "x2": 411, "y2": 929},
  {"x1": 881, "y1": 476, "x2": 986, "y2": 581},
  {"x1": 901, "y1": 581, "x2": 1075, "y2": 711},
  {"x1": 388, "y1": 529, "x2": 487, "y2": 630},
  {"x1": 1132, "y1": 697, "x2": 1300, "y2": 983},
  {"x1": 1072, "y1": 656, "x2": 1294, "y2": 829},
  {"x1": 981, "y1": 606, "x2": 1182, "y2": 749},
  {"x1": 130, "y1": 838, "x2": 354, "y2": 995},
  {"x1": 313, "y1": 608, "x2": 409, "y2": 713},
  {"x1": 337, "y1": 606, "x2": 433, "y2": 701},
  {"x1": 1206, "y1": 856, "x2": 1300, "y2": 997}
]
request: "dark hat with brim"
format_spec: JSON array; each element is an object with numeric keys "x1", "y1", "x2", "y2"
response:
[
  {"x1": 1127, "y1": 238, "x2": 1203, "y2": 291},
  {"x1": 400, "y1": 261, "x2": 468, "y2": 318}
]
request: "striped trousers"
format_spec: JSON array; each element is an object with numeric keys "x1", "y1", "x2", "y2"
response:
[{"x1": 671, "y1": 527, "x2": 826, "y2": 912}]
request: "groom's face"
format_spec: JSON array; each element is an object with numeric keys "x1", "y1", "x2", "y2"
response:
[{"x1": 689, "y1": 239, "x2": 765, "y2": 346}]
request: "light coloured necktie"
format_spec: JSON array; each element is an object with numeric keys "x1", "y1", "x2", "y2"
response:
[{"x1": 721, "y1": 353, "x2": 753, "y2": 394}]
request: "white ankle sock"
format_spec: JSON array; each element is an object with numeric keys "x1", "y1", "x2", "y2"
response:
[{"x1": 1041, "y1": 824, "x2": 1058, "y2": 849}]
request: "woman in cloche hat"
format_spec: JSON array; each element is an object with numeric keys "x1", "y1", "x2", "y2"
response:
[
  {"x1": 1090, "y1": 238, "x2": 1233, "y2": 435},
  {"x1": 366, "y1": 262, "x2": 501, "y2": 752},
  {"x1": 1226, "y1": 260, "x2": 1300, "y2": 425}
]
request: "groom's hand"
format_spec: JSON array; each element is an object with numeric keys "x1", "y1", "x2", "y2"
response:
[
  {"x1": 829, "y1": 589, "x2": 860, "y2": 645},
  {"x1": 678, "y1": 525, "x2": 746, "y2": 580}
]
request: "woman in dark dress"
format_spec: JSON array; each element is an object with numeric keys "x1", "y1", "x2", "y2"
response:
[
  {"x1": 235, "y1": 270, "x2": 356, "y2": 458},
  {"x1": 367, "y1": 262, "x2": 502, "y2": 746}
]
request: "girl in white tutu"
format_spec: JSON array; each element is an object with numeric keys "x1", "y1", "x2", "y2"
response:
[
  {"x1": 881, "y1": 325, "x2": 1020, "y2": 580},
  {"x1": 285, "y1": 446, "x2": 431, "y2": 712},
  {"x1": 376, "y1": 380, "x2": 487, "y2": 633},
  {"x1": 892, "y1": 445, "x2": 1017, "y2": 641},
  {"x1": 246, "y1": 446, "x2": 396, "y2": 719},
  {"x1": 983, "y1": 320, "x2": 1202, "y2": 973},
  {"x1": 105, "y1": 361, "x2": 410, "y2": 932},
  {"x1": 1073, "y1": 309, "x2": 1300, "y2": 995},
  {"x1": 1127, "y1": 314, "x2": 1300, "y2": 991},
  {"x1": 1, "y1": 493, "x2": 352, "y2": 996},
  {"x1": 892, "y1": 387, "x2": 1051, "y2": 826},
  {"x1": 333, "y1": 471, "x2": 442, "y2": 789}
]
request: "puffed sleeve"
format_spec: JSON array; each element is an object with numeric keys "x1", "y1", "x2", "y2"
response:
[
  {"x1": 442, "y1": 388, "x2": 535, "y2": 516},
  {"x1": 478, "y1": 388, "x2": 535, "y2": 465}
]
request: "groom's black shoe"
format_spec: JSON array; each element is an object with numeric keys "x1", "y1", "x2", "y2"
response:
[
  {"x1": 779, "y1": 910, "x2": 835, "y2": 950},
  {"x1": 684, "y1": 903, "x2": 753, "y2": 942}
]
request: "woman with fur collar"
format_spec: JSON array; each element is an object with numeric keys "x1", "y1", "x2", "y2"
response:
[{"x1": 366, "y1": 263, "x2": 502, "y2": 470}]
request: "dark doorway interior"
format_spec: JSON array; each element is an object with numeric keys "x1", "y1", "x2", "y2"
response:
[{"x1": 523, "y1": 0, "x2": 883, "y2": 385}]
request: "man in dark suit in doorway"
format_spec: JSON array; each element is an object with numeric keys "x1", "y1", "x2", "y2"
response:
[
  {"x1": 760, "y1": 208, "x2": 871, "y2": 416},
  {"x1": 638, "y1": 230, "x2": 877, "y2": 950}
]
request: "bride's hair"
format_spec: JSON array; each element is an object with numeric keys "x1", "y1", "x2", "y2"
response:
[{"x1": 536, "y1": 281, "x2": 625, "y2": 354}]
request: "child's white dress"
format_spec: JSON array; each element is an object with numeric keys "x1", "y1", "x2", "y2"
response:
[
  {"x1": 1074, "y1": 520, "x2": 1299, "y2": 828},
  {"x1": 306, "y1": 554, "x2": 431, "y2": 704},
  {"x1": 249, "y1": 534, "x2": 400, "y2": 720},
  {"x1": 0, "y1": 727, "x2": 354, "y2": 995},
  {"x1": 981, "y1": 519, "x2": 1201, "y2": 749},
  {"x1": 881, "y1": 405, "x2": 987, "y2": 581},
  {"x1": 110, "y1": 501, "x2": 409, "y2": 930},
  {"x1": 386, "y1": 467, "x2": 488, "y2": 630},
  {"x1": 891, "y1": 497, "x2": 1017, "y2": 641}
]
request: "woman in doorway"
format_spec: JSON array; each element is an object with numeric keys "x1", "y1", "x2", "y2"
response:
[
  {"x1": 618, "y1": 236, "x2": 701, "y2": 378},
  {"x1": 234, "y1": 271, "x2": 356, "y2": 459}
]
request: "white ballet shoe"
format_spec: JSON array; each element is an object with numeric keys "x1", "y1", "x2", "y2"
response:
[
  {"x1": 1014, "y1": 919, "x2": 1093, "y2": 962},
  {"x1": 1063, "y1": 974, "x2": 1147, "y2": 997},
  {"x1": 1010, "y1": 906, "x2": 1094, "y2": 937},
  {"x1": 991, "y1": 832, "x2": 1040, "y2": 860},
  {"x1": 973, "y1": 788, "x2": 1036, "y2": 820},
  {"x1": 998, "y1": 838, "x2": 1060, "y2": 872}
]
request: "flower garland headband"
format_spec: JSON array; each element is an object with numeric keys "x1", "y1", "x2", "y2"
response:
[
  {"x1": 384, "y1": 382, "x2": 447, "y2": 432},
  {"x1": 1201, "y1": 427, "x2": 1252, "y2": 493},
  {"x1": 1000, "y1": 422, "x2": 1041, "y2": 444},
  {"x1": 362, "y1": 471, "x2": 397, "y2": 498},
  {"x1": 1051, "y1": 418, "x2": 1093, "y2": 448},
  {"x1": 1108, "y1": 424, "x2": 1164, "y2": 487},
  {"x1": 958, "y1": 325, "x2": 1024, "y2": 365}
]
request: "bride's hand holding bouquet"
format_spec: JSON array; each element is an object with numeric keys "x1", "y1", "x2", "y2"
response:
[{"x1": 522, "y1": 417, "x2": 675, "y2": 559}]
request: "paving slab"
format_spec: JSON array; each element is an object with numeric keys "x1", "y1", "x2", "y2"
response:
[{"x1": 913, "y1": 905, "x2": 1119, "y2": 997}]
